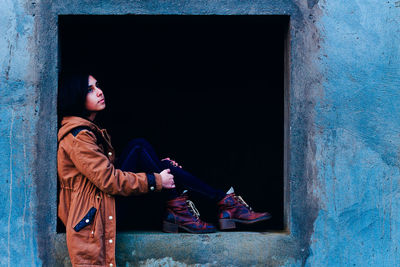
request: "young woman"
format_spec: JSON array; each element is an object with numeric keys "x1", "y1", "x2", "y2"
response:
[{"x1": 57, "y1": 73, "x2": 271, "y2": 267}]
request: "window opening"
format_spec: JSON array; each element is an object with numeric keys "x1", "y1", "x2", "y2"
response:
[{"x1": 58, "y1": 15, "x2": 287, "y2": 232}]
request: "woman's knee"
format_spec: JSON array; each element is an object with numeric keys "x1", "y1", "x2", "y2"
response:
[{"x1": 127, "y1": 138, "x2": 151, "y2": 148}]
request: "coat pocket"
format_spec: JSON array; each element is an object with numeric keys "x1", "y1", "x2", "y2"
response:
[{"x1": 73, "y1": 207, "x2": 97, "y2": 232}]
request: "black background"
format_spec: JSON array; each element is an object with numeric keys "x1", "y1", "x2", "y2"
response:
[{"x1": 59, "y1": 15, "x2": 287, "y2": 231}]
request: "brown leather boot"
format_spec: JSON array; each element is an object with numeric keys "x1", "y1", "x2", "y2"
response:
[
  {"x1": 163, "y1": 193, "x2": 216, "y2": 234},
  {"x1": 217, "y1": 193, "x2": 271, "y2": 230}
]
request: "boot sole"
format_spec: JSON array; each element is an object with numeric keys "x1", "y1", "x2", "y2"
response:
[
  {"x1": 162, "y1": 221, "x2": 216, "y2": 234},
  {"x1": 219, "y1": 214, "x2": 272, "y2": 230}
]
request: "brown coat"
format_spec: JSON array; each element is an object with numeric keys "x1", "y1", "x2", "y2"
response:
[{"x1": 57, "y1": 116, "x2": 162, "y2": 267}]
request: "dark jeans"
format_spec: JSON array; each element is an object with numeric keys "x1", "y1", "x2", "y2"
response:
[{"x1": 116, "y1": 138, "x2": 226, "y2": 202}]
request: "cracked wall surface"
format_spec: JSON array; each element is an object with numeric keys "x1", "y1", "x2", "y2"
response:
[
  {"x1": 0, "y1": 0, "x2": 399, "y2": 266},
  {"x1": 307, "y1": 0, "x2": 400, "y2": 266}
]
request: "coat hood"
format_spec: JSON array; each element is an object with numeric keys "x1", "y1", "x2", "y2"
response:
[{"x1": 58, "y1": 116, "x2": 99, "y2": 142}]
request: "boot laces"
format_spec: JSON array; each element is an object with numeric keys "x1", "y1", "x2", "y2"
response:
[
  {"x1": 235, "y1": 195, "x2": 253, "y2": 211},
  {"x1": 186, "y1": 200, "x2": 201, "y2": 219}
]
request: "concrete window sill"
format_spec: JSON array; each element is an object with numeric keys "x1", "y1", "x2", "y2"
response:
[{"x1": 55, "y1": 231, "x2": 291, "y2": 266}]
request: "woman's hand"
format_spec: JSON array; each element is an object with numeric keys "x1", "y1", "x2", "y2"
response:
[
  {"x1": 161, "y1": 157, "x2": 182, "y2": 168},
  {"x1": 160, "y1": 169, "x2": 175, "y2": 189}
]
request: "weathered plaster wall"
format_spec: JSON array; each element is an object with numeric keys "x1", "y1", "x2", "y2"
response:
[
  {"x1": 0, "y1": 0, "x2": 43, "y2": 266},
  {"x1": 1, "y1": 0, "x2": 399, "y2": 266},
  {"x1": 306, "y1": 0, "x2": 400, "y2": 266}
]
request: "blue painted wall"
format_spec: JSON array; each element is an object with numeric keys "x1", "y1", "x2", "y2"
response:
[
  {"x1": 307, "y1": 1, "x2": 400, "y2": 266},
  {"x1": 0, "y1": 0, "x2": 400, "y2": 266},
  {"x1": 0, "y1": 0, "x2": 41, "y2": 266}
]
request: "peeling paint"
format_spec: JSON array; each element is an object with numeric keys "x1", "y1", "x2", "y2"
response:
[
  {"x1": 307, "y1": 0, "x2": 319, "y2": 9},
  {"x1": 139, "y1": 257, "x2": 212, "y2": 267}
]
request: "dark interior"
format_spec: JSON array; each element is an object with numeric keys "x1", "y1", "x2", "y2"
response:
[{"x1": 58, "y1": 15, "x2": 287, "y2": 232}]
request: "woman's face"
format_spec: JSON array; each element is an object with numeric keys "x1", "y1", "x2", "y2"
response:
[{"x1": 85, "y1": 75, "x2": 106, "y2": 112}]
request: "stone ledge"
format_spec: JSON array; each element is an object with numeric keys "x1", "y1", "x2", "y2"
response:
[{"x1": 55, "y1": 231, "x2": 293, "y2": 266}]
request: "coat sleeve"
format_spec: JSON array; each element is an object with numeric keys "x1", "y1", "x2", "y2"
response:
[{"x1": 69, "y1": 130, "x2": 163, "y2": 196}]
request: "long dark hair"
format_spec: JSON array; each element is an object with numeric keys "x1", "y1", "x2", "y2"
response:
[{"x1": 58, "y1": 73, "x2": 91, "y2": 121}]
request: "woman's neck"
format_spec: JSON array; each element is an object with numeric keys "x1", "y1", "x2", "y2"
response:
[{"x1": 87, "y1": 112, "x2": 97, "y2": 121}]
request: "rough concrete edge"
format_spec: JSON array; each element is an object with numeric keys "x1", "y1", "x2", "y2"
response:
[
  {"x1": 289, "y1": 0, "x2": 323, "y2": 266},
  {"x1": 31, "y1": 0, "x2": 59, "y2": 266}
]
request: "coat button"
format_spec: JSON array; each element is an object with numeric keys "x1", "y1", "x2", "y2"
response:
[
  {"x1": 108, "y1": 151, "x2": 112, "y2": 156},
  {"x1": 109, "y1": 216, "x2": 113, "y2": 220},
  {"x1": 109, "y1": 264, "x2": 113, "y2": 267},
  {"x1": 150, "y1": 186, "x2": 155, "y2": 191},
  {"x1": 85, "y1": 219, "x2": 90, "y2": 223},
  {"x1": 109, "y1": 239, "x2": 113, "y2": 243}
]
